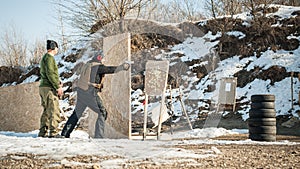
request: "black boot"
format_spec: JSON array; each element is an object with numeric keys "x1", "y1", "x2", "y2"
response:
[{"x1": 61, "y1": 111, "x2": 79, "y2": 138}]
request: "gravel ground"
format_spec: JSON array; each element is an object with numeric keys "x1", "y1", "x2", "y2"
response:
[
  {"x1": 1, "y1": 114, "x2": 300, "y2": 169},
  {"x1": 1, "y1": 134, "x2": 300, "y2": 169}
]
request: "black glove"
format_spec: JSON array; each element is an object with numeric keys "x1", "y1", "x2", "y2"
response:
[{"x1": 104, "y1": 111, "x2": 108, "y2": 121}]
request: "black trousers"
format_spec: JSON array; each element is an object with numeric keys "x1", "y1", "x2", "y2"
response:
[{"x1": 61, "y1": 88, "x2": 107, "y2": 138}]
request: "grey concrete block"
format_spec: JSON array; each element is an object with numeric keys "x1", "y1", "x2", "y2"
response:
[{"x1": 0, "y1": 82, "x2": 43, "y2": 132}]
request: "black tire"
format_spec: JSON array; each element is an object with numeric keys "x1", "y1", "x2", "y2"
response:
[
  {"x1": 251, "y1": 94, "x2": 275, "y2": 102},
  {"x1": 249, "y1": 109, "x2": 276, "y2": 118},
  {"x1": 251, "y1": 102, "x2": 275, "y2": 109},
  {"x1": 248, "y1": 118, "x2": 276, "y2": 126},
  {"x1": 249, "y1": 126, "x2": 276, "y2": 134},
  {"x1": 249, "y1": 133, "x2": 276, "y2": 141}
]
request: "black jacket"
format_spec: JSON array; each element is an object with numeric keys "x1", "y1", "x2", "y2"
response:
[{"x1": 88, "y1": 64, "x2": 120, "y2": 94}]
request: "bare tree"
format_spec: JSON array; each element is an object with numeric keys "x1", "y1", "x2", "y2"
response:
[
  {"x1": 145, "y1": 2, "x2": 175, "y2": 22},
  {"x1": 173, "y1": 0, "x2": 204, "y2": 21},
  {"x1": 53, "y1": 0, "x2": 151, "y2": 36},
  {"x1": 0, "y1": 24, "x2": 28, "y2": 67},
  {"x1": 56, "y1": 0, "x2": 68, "y2": 52},
  {"x1": 210, "y1": 0, "x2": 217, "y2": 18},
  {"x1": 147, "y1": 0, "x2": 205, "y2": 23},
  {"x1": 204, "y1": 0, "x2": 243, "y2": 18},
  {"x1": 222, "y1": 0, "x2": 243, "y2": 17},
  {"x1": 242, "y1": 0, "x2": 276, "y2": 18},
  {"x1": 182, "y1": 0, "x2": 206, "y2": 21},
  {"x1": 204, "y1": 0, "x2": 224, "y2": 18},
  {"x1": 29, "y1": 39, "x2": 46, "y2": 65}
]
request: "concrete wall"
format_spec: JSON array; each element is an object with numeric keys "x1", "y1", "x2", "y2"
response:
[
  {"x1": 0, "y1": 82, "x2": 43, "y2": 132},
  {"x1": 88, "y1": 33, "x2": 131, "y2": 139}
]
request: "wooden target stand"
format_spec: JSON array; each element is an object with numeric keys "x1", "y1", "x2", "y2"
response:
[
  {"x1": 142, "y1": 60, "x2": 169, "y2": 140},
  {"x1": 217, "y1": 77, "x2": 237, "y2": 112},
  {"x1": 134, "y1": 60, "x2": 193, "y2": 140}
]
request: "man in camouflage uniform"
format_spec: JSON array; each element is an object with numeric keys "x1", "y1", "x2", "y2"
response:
[{"x1": 38, "y1": 40, "x2": 63, "y2": 138}]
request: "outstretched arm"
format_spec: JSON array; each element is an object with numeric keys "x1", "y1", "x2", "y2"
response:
[
  {"x1": 97, "y1": 63, "x2": 130, "y2": 75},
  {"x1": 97, "y1": 65, "x2": 118, "y2": 74}
]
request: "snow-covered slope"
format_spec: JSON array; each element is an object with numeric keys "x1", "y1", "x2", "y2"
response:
[{"x1": 1, "y1": 5, "x2": 300, "y2": 128}]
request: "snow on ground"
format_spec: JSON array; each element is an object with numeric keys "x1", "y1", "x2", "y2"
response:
[
  {"x1": 0, "y1": 128, "x2": 299, "y2": 168},
  {"x1": 0, "y1": 128, "x2": 234, "y2": 161}
]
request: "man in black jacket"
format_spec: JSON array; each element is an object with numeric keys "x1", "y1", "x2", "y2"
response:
[{"x1": 61, "y1": 51, "x2": 130, "y2": 138}]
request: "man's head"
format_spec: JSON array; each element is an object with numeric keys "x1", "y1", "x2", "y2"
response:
[
  {"x1": 92, "y1": 50, "x2": 104, "y2": 63},
  {"x1": 47, "y1": 40, "x2": 59, "y2": 55}
]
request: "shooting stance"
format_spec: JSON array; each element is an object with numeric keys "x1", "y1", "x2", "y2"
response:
[{"x1": 61, "y1": 51, "x2": 130, "y2": 138}]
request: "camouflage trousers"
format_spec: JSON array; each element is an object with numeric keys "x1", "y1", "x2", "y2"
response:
[{"x1": 38, "y1": 87, "x2": 61, "y2": 137}]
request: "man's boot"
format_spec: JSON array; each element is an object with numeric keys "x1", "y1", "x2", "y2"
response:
[
  {"x1": 38, "y1": 127, "x2": 48, "y2": 137},
  {"x1": 61, "y1": 111, "x2": 79, "y2": 138}
]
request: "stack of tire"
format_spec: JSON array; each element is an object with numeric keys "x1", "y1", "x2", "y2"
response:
[{"x1": 248, "y1": 94, "x2": 276, "y2": 141}]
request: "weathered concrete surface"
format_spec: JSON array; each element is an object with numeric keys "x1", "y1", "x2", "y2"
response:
[
  {"x1": 88, "y1": 33, "x2": 131, "y2": 139},
  {"x1": 0, "y1": 82, "x2": 43, "y2": 132}
]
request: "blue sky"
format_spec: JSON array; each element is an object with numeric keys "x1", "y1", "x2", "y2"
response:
[{"x1": 0, "y1": 0, "x2": 58, "y2": 44}]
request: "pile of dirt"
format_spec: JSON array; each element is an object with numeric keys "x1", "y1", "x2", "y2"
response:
[
  {"x1": 196, "y1": 8, "x2": 300, "y2": 60},
  {"x1": 234, "y1": 65, "x2": 296, "y2": 87},
  {"x1": 0, "y1": 66, "x2": 41, "y2": 86},
  {"x1": 0, "y1": 66, "x2": 22, "y2": 86}
]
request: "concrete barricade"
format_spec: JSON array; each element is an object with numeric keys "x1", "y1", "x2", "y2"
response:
[{"x1": 0, "y1": 82, "x2": 43, "y2": 132}]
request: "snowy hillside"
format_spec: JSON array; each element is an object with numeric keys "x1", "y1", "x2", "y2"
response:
[
  {"x1": 1, "y1": 4, "x2": 300, "y2": 169},
  {"x1": 1, "y1": 5, "x2": 300, "y2": 131}
]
